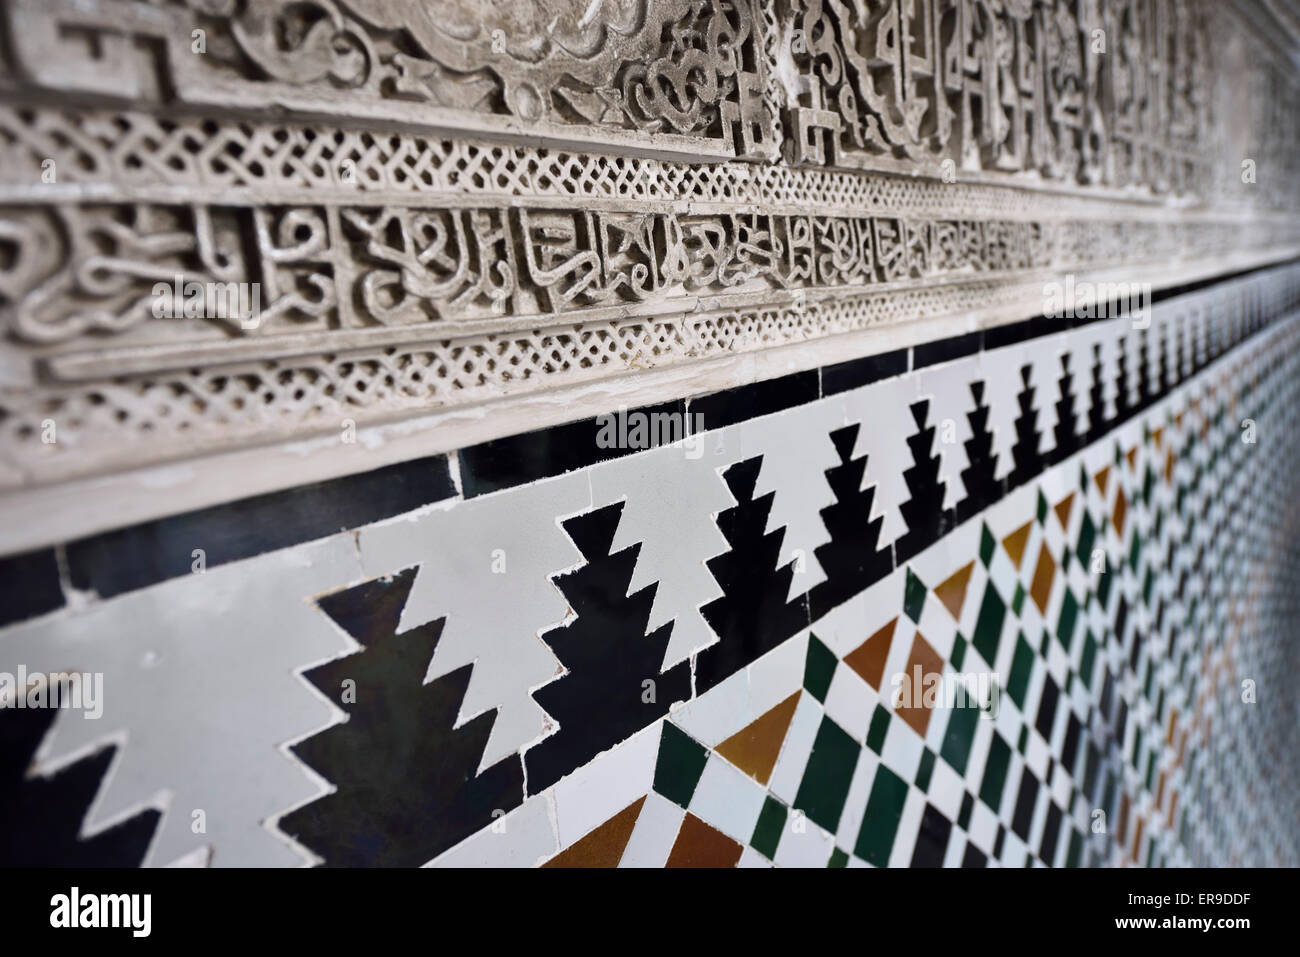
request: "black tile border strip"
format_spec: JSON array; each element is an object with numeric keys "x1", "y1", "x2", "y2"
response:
[
  {"x1": 0, "y1": 547, "x2": 63, "y2": 628},
  {"x1": 0, "y1": 258, "x2": 1292, "y2": 620},
  {"x1": 56, "y1": 454, "x2": 456, "y2": 603}
]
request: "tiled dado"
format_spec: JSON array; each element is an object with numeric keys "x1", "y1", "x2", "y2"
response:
[{"x1": 1, "y1": 264, "x2": 1298, "y2": 867}]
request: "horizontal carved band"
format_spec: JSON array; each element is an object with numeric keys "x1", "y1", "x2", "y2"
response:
[
  {"x1": 1, "y1": 0, "x2": 1296, "y2": 194},
  {"x1": 0, "y1": 0, "x2": 1297, "y2": 506},
  {"x1": 11, "y1": 202, "x2": 1286, "y2": 349}
]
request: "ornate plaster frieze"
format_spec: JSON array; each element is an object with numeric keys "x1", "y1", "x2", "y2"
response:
[{"x1": 0, "y1": 0, "x2": 1297, "y2": 505}]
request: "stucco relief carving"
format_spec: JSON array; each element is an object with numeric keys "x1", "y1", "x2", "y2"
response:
[{"x1": 0, "y1": 0, "x2": 1297, "y2": 487}]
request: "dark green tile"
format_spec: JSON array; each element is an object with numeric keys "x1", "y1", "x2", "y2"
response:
[
  {"x1": 653, "y1": 722, "x2": 709, "y2": 808},
  {"x1": 1080, "y1": 631, "x2": 1098, "y2": 689},
  {"x1": 972, "y1": 583, "x2": 1006, "y2": 665},
  {"x1": 958, "y1": 791, "x2": 974, "y2": 830},
  {"x1": 1012, "y1": 582, "x2": 1026, "y2": 616},
  {"x1": 950, "y1": 632, "x2": 967, "y2": 671},
  {"x1": 793, "y1": 716, "x2": 860, "y2": 833},
  {"x1": 1007, "y1": 633, "x2": 1035, "y2": 709},
  {"x1": 980, "y1": 524, "x2": 996, "y2": 567},
  {"x1": 866, "y1": 705, "x2": 890, "y2": 754},
  {"x1": 904, "y1": 568, "x2": 927, "y2": 624},
  {"x1": 804, "y1": 633, "x2": 838, "y2": 703},
  {"x1": 828, "y1": 847, "x2": 849, "y2": 868},
  {"x1": 854, "y1": 764, "x2": 909, "y2": 866},
  {"x1": 979, "y1": 734, "x2": 1012, "y2": 812},
  {"x1": 915, "y1": 747, "x2": 936, "y2": 791},
  {"x1": 1056, "y1": 589, "x2": 1079, "y2": 651},
  {"x1": 1076, "y1": 512, "x2": 1097, "y2": 568},
  {"x1": 940, "y1": 700, "x2": 979, "y2": 775},
  {"x1": 750, "y1": 795, "x2": 787, "y2": 860}
]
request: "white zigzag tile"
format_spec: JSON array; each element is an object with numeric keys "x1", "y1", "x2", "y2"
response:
[
  {"x1": 356, "y1": 472, "x2": 590, "y2": 772},
  {"x1": 916, "y1": 361, "x2": 976, "y2": 513},
  {"x1": 589, "y1": 440, "x2": 736, "y2": 671},
  {"x1": 737, "y1": 398, "x2": 844, "y2": 602},
  {"x1": 0, "y1": 536, "x2": 362, "y2": 867},
  {"x1": 842, "y1": 370, "x2": 920, "y2": 548}
]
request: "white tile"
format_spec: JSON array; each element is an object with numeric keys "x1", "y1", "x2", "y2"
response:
[
  {"x1": 358, "y1": 471, "x2": 591, "y2": 769},
  {"x1": 2, "y1": 536, "x2": 364, "y2": 868},
  {"x1": 590, "y1": 442, "x2": 737, "y2": 669},
  {"x1": 767, "y1": 693, "x2": 823, "y2": 805},
  {"x1": 552, "y1": 720, "x2": 659, "y2": 849},
  {"x1": 737, "y1": 845, "x2": 774, "y2": 868},
  {"x1": 881, "y1": 713, "x2": 925, "y2": 782},
  {"x1": 670, "y1": 665, "x2": 751, "y2": 748},
  {"x1": 689, "y1": 754, "x2": 766, "y2": 846},
  {"x1": 927, "y1": 758, "x2": 966, "y2": 822},
  {"x1": 887, "y1": 789, "x2": 926, "y2": 866},
  {"x1": 836, "y1": 749, "x2": 879, "y2": 849},
  {"x1": 428, "y1": 793, "x2": 556, "y2": 868},
  {"x1": 619, "y1": 792, "x2": 685, "y2": 868},
  {"x1": 747, "y1": 632, "x2": 809, "y2": 717},
  {"x1": 772, "y1": 813, "x2": 835, "y2": 868},
  {"x1": 822, "y1": 666, "x2": 876, "y2": 743}
]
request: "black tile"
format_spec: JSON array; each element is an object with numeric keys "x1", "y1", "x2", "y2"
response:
[
  {"x1": 1, "y1": 701, "x2": 159, "y2": 865},
  {"x1": 696, "y1": 457, "x2": 811, "y2": 692},
  {"x1": 66, "y1": 455, "x2": 456, "y2": 599},
  {"x1": 912, "y1": 331, "x2": 981, "y2": 369},
  {"x1": 821, "y1": 348, "x2": 908, "y2": 395},
  {"x1": 961, "y1": 842, "x2": 987, "y2": 868},
  {"x1": 962, "y1": 841, "x2": 988, "y2": 868},
  {"x1": 0, "y1": 548, "x2": 63, "y2": 627},
  {"x1": 1011, "y1": 768, "x2": 1040, "y2": 841},
  {"x1": 460, "y1": 400, "x2": 687, "y2": 498},
  {"x1": 525, "y1": 503, "x2": 691, "y2": 795},
  {"x1": 1035, "y1": 675, "x2": 1060, "y2": 740},
  {"x1": 688, "y1": 370, "x2": 819, "y2": 431},
  {"x1": 1040, "y1": 802, "x2": 1064, "y2": 865},
  {"x1": 983, "y1": 317, "x2": 1035, "y2": 351},
  {"x1": 910, "y1": 803, "x2": 953, "y2": 867},
  {"x1": 1062, "y1": 712, "x2": 1083, "y2": 777},
  {"x1": 958, "y1": 791, "x2": 975, "y2": 830},
  {"x1": 280, "y1": 570, "x2": 523, "y2": 865}
]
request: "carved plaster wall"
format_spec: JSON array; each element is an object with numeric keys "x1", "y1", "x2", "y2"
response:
[{"x1": 0, "y1": 0, "x2": 1298, "y2": 539}]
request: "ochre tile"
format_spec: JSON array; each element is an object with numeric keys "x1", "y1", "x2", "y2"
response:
[
  {"x1": 1113, "y1": 487, "x2": 1128, "y2": 538},
  {"x1": 1053, "y1": 493, "x2": 1075, "y2": 530},
  {"x1": 1094, "y1": 465, "x2": 1111, "y2": 497},
  {"x1": 845, "y1": 618, "x2": 897, "y2": 691},
  {"x1": 1029, "y1": 542, "x2": 1056, "y2": 615},
  {"x1": 934, "y1": 561, "x2": 975, "y2": 622},
  {"x1": 542, "y1": 796, "x2": 646, "y2": 868},
  {"x1": 665, "y1": 813, "x2": 744, "y2": 868},
  {"x1": 894, "y1": 632, "x2": 944, "y2": 738},
  {"x1": 715, "y1": 691, "x2": 801, "y2": 786},
  {"x1": 1002, "y1": 522, "x2": 1033, "y2": 570}
]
